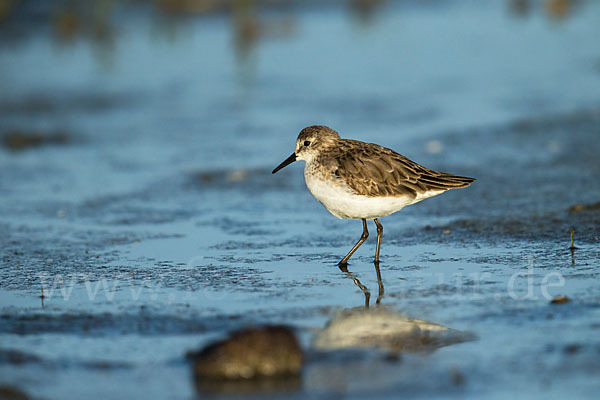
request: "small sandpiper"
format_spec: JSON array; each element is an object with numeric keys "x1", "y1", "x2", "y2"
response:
[{"x1": 272, "y1": 125, "x2": 475, "y2": 269}]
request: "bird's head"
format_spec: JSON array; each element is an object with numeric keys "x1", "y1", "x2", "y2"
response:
[{"x1": 272, "y1": 125, "x2": 340, "y2": 173}]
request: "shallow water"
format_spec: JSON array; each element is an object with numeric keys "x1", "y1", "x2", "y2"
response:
[{"x1": 1, "y1": 1, "x2": 600, "y2": 399}]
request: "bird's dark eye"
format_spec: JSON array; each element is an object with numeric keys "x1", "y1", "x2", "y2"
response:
[{"x1": 304, "y1": 141, "x2": 311, "y2": 146}]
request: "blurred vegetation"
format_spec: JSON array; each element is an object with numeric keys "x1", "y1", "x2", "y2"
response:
[
  {"x1": 0, "y1": 0, "x2": 586, "y2": 39},
  {"x1": 508, "y1": 0, "x2": 584, "y2": 19},
  {"x1": 0, "y1": 0, "x2": 304, "y2": 63},
  {"x1": 0, "y1": 0, "x2": 588, "y2": 65}
]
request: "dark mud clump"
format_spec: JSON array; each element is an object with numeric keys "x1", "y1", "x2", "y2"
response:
[
  {"x1": 568, "y1": 201, "x2": 600, "y2": 212},
  {"x1": 191, "y1": 325, "x2": 303, "y2": 379},
  {"x1": 191, "y1": 325, "x2": 303, "y2": 394},
  {"x1": 2, "y1": 130, "x2": 70, "y2": 151},
  {"x1": 0, "y1": 385, "x2": 31, "y2": 400},
  {"x1": 550, "y1": 295, "x2": 571, "y2": 304},
  {"x1": 0, "y1": 349, "x2": 42, "y2": 365}
]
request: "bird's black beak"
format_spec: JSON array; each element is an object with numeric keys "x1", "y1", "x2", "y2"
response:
[{"x1": 272, "y1": 153, "x2": 297, "y2": 174}]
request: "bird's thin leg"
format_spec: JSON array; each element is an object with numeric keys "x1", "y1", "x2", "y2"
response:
[
  {"x1": 374, "y1": 261, "x2": 384, "y2": 305},
  {"x1": 374, "y1": 218, "x2": 383, "y2": 265},
  {"x1": 338, "y1": 219, "x2": 369, "y2": 269}
]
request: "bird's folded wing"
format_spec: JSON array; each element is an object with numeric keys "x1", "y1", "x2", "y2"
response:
[{"x1": 332, "y1": 141, "x2": 474, "y2": 198}]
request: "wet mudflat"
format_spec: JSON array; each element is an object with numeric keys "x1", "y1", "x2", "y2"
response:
[{"x1": 1, "y1": 1, "x2": 600, "y2": 399}]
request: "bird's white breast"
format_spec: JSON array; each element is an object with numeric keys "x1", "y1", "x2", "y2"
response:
[{"x1": 304, "y1": 165, "x2": 433, "y2": 220}]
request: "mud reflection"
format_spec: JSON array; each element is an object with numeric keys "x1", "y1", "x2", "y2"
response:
[{"x1": 194, "y1": 376, "x2": 301, "y2": 397}]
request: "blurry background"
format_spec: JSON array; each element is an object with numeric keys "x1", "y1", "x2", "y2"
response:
[
  {"x1": 2, "y1": 0, "x2": 599, "y2": 170},
  {"x1": 1, "y1": 1, "x2": 600, "y2": 399}
]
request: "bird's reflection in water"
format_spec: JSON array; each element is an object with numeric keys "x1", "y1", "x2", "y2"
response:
[
  {"x1": 340, "y1": 262, "x2": 384, "y2": 307},
  {"x1": 313, "y1": 306, "x2": 475, "y2": 354},
  {"x1": 308, "y1": 306, "x2": 475, "y2": 394},
  {"x1": 323, "y1": 263, "x2": 475, "y2": 353}
]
